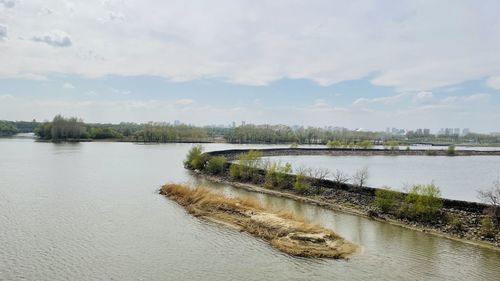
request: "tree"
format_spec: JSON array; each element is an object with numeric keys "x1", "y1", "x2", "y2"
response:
[
  {"x1": 385, "y1": 140, "x2": 399, "y2": 150},
  {"x1": 332, "y1": 169, "x2": 350, "y2": 184},
  {"x1": 358, "y1": 140, "x2": 373, "y2": 149},
  {"x1": 352, "y1": 167, "x2": 369, "y2": 187},
  {"x1": 235, "y1": 150, "x2": 262, "y2": 181},
  {"x1": 205, "y1": 156, "x2": 227, "y2": 175},
  {"x1": 184, "y1": 145, "x2": 205, "y2": 170},
  {"x1": 374, "y1": 187, "x2": 402, "y2": 213},
  {"x1": 447, "y1": 144, "x2": 456, "y2": 155},
  {"x1": 326, "y1": 140, "x2": 342, "y2": 148},
  {"x1": 404, "y1": 183, "x2": 443, "y2": 221},
  {"x1": 294, "y1": 171, "x2": 310, "y2": 194},
  {"x1": 477, "y1": 179, "x2": 500, "y2": 206},
  {"x1": 264, "y1": 161, "x2": 292, "y2": 189},
  {"x1": 308, "y1": 167, "x2": 330, "y2": 181}
]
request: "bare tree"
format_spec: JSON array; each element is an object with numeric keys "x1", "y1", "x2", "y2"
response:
[
  {"x1": 295, "y1": 166, "x2": 312, "y2": 177},
  {"x1": 352, "y1": 167, "x2": 369, "y2": 187},
  {"x1": 332, "y1": 169, "x2": 350, "y2": 184},
  {"x1": 477, "y1": 179, "x2": 500, "y2": 206},
  {"x1": 308, "y1": 167, "x2": 330, "y2": 181}
]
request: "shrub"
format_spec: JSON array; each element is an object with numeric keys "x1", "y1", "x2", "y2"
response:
[
  {"x1": 326, "y1": 140, "x2": 342, "y2": 148},
  {"x1": 290, "y1": 142, "x2": 298, "y2": 148},
  {"x1": 264, "y1": 161, "x2": 292, "y2": 189},
  {"x1": 425, "y1": 150, "x2": 437, "y2": 156},
  {"x1": 447, "y1": 144, "x2": 456, "y2": 156},
  {"x1": 236, "y1": 150, "x2": 262, "y2": 182},
  {"x1": 404, "y1": 183, "x2": 443, "y2": 221},
  {"x1": 384, "y1": 140, "x2": 399, "y2": 150},
  {"x1": 294, "y1": 172, "x2": 310, "y2": 194},
  {"x1": 447, "y1": 214, "x2": 464, "y2": 233},
  {"x1": 205, "y1": 156, "x2": 227, "y2": 175},
  {"x1": 229, "y1": 164, "x2": 242, "y2": 179},
  {"x1": 184, "y1": 145, "x2": 206, "y2": 170},
  {"x1": 480, "y1": 217, "x2": 497, "y2": 238},
  {"x1": 374, "y1": 187, "x2": 402, "y2": 214},
  {"x1": 358, "y1": 140, "x2": 373, "y2": 149}
]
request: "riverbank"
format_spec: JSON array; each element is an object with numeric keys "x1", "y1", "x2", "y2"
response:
[
  {"x1": 191, "y1": 148, "x2": 500, "y2": 249},
  {"x1": 159, "y1": 183, "x2": 358, "y2": 258},
  {"x1": 197, "y1": 172, "x2": 500, "y2": 250}
]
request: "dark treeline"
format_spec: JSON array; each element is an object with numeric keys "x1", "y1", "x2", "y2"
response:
[
  {"x1": 0, "y1": 120, "x2": 39, "y2": 136},
  {"x1": 33, "y1": 115, "x2": 218, "y2": 142}
]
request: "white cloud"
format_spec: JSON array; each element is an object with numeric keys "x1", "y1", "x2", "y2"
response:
[
  {"x1": 174, "y1": 99, "x2": 195, "y2": 106},
  {"x1": 63, "y1": 82, "x2": 75, "y2": 89},
  {"x1": 353, "y1": 92, "x2": 410, "y2": 105},
  {"x1": 32, "y1": 30, "x2": 72, "y2": 47},
  {"x1": 84, "y1": 91, "x2": 97, "y2": 96},
  {"x1": 412, "y1": 91, "x2": 434, "y2": 105},
  {"x1": 0, "y1": 1, "x2": 499, "y2": 90},
  {"x1": 0, "y1": 0, "x2": 16, "y2": 8},
  {"x1": 442, "y1": 93, "x2": 489, "y2": 104},
  {"x1": 0, "y1": 24, "x2": 7, "y2": 41},
  {"x1": 0, "y1": 94, "x2": 14, "y2": 100},
  {"x1": 487, "y1": 76, "x2": 500, "y2": 90}
]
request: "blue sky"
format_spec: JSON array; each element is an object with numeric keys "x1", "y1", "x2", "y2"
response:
[{"x1": 1, "y1": 1, "x2": 500, "y2": 132}]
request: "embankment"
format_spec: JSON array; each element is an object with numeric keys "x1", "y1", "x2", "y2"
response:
[{"x1": 196, "y1": 148, "x2": 500, "y2": 248}]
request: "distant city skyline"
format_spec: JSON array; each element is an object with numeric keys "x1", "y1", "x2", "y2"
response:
[{"x1": 1, "y1": 1, "x2": 500, "y2": 133}]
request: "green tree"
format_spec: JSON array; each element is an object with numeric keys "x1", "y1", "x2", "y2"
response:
[
  {"x1": 184, "y1": 145, "x2": 205, "y2": 170},
  {"x1": 447, "y1": 144, "x2": 456, "y2": 155},
  {"x1": 358, "y1": 140, "x2": 373, "y2": 149},
  {"x1": 404, "y1": 183, "x2": 443, "y2": 221},
  {"x1": 236, "y1": 150, "x2": 262, "y2": 182},
  {"x1": 326, "y1": 140, "x2": 343, "y2": 148},
  {"x1": 374, "y1": 187, "x2": 402, "y2": 213},
  {"x1": 264, "y1": 162, "x2": 292, "y2": 189},
  {"x1": 294, "y1": 171, "x2": 310, "y2": 194},
  {"x1": 205, "y1": 156, "x2": 227, "y2": 175},
  {"x1": 385, "y1": 140, "x2": 399, "y2": 150}
]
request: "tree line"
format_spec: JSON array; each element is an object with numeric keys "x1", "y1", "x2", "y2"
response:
[
  {"x1": 4, "y1": 114, "x2": 496, "y2": 145},
  {"x1": 0, "y1": 120, "x2": 39, "y2": 136}
]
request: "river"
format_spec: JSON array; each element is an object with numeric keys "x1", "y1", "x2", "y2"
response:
[
  {"x1": 261, "y1": 154, "x2": 500, "y2": 202},
  {"x1": 1, "y1": 137, "x2": 499, "y2": 280}
]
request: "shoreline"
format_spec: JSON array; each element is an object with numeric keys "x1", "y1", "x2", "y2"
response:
[{"x1": 198, "y1": 172, "x2": 500, "y2": 251}]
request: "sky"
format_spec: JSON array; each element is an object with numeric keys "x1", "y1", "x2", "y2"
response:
[{"x1": 1, "y1": 0, "x2": 500, "y2": 133}]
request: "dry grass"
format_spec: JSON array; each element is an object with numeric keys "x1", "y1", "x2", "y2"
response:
[{"x1": 160, "y1": 183, "x2": 358, "y2": 259}]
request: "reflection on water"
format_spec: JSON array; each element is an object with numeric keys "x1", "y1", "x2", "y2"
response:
[{"x1": 0, "y1": 138, "x2": 499, "y2": 281}]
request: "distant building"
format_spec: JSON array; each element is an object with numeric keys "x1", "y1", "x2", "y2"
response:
[
  {"x1": 174, "y1": 120, "x2": 180, "y2": 126},
  {"x1": 462, "y1": 128, "x2": 470, "y2": 135},
  {"x1": 423, "y1": 129, "x2": 430, "y2": 135},
  {"x1": 454, "y1": 128, "x2": 460, "y2": 135}
]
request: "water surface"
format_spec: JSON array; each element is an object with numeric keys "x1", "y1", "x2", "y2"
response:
[
  {"x1": 1, "y1": 137, "x2": 499, "y2": 280},
  {"x1": 262, "y1": 155, "x2": 500, "y2": 202}
]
